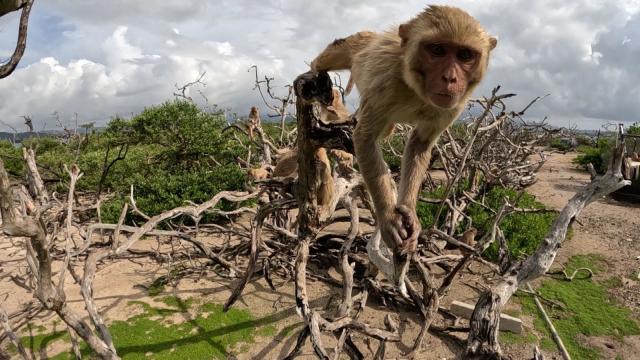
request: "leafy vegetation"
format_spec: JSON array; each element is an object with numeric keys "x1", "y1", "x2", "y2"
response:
[
  {"x1": 0, "y1": 100, "x2": 251, "y2": 223},
  {"x1": 417, "y1": 185, "x2": 557, "y2": 261},
  {"x1": 549, "y1": 138, "x2": 574, "y2": 151},
  {"x1": 573, "y1": 122, "x2": 640, "y2": 174},
  {"x1": 574, "y1": 138, "x2": 613, "y2": 174},
  {"x1": 518, "y1": 254, "x2": 640, "y2": 359}
]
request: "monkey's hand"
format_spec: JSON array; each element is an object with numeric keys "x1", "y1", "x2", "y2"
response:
[{"x1": 379, "y1": 205, "x2": 420, "y2": 254}]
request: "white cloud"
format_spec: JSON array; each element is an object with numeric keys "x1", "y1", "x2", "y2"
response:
[{"x1": 0, "y1": 0, "x2": 639, "y2": 130}]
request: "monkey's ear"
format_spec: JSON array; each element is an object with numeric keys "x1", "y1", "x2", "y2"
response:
[
  {"x1": 399, "y1": 23, "x2": 411, "y2": 47},
  {"x1": 489, "y1": 36, "x2": 498, "y2": 50}
]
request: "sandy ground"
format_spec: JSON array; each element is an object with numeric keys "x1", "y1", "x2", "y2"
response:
[{"x1": 0, "y1": 151, "x2": 639, "y2": 359}]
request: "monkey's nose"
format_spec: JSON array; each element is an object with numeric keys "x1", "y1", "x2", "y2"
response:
[{"x1": 442, "y1": 75, "x2": 457, "y2": 83}]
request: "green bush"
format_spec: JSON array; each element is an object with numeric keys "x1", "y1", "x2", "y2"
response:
[
  {"x1": 417, "y1": 186, "x2": 557, "y2": 261},
  {"x1": 89, "y1": 101, "x2": 249, "y2": 222},
  {"x1": 10, "y1": 100, "x2": 250, "y2": 224},
  {"x1": 0, "y1": 140, "x2": 24, "y2": 175},
  {"x1": 574, "y1": 138, "x2": 612, "y2": 174},
  {"x1": 549, "y1": 138, "x2": 573, "y2": 151},
  {"x1": 466, "y1": 187, "x2": 557, "y2": 260}
]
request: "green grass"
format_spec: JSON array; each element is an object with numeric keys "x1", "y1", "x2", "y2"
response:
[
  {"x1": 519, "y1": 254, "x2": 640, "y2": 359},
  {"x1": 501, "y1": 330, "x2": 538, "y2": 346},
  {"x1": 7, "y1": 323, "x2": 69, "y2": 356},
  {"x1": 16, "y1": 296, "x2": 276, "y2": 359}
]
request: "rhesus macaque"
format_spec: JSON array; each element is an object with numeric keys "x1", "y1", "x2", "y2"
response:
[
  {"x1": 460, "y1": 227, "x2": 478, "y2": 255},
  {"x1": 272, "y1": 148, "x2": 334, "y2": 211},
  {"x1": 273, "y1": 149, "x2": 298, "y2": 178},
  {"x1": 246, "y1": 106, "x2": 261, "y2": 139},
  {"x1": 312, "y1": 5, "x2": 497, "y2": 254},
  {"x1": 329, "y1": 149, "x2": 354, "y2": 170},
  {"x1": 317, "y1": 88, "x2": 350, "y2": 125},
  {"x1": 247, "y1": 165, "x2": 272, "y2": 180}
]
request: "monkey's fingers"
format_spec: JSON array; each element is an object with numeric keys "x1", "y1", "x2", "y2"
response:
[
  {"x1": 384, "y1": 226, "x2": 404, "y2": 249},
  {"x1": 399, "y1": 235, "x2": 418, "y2": 254},
  {"x1": 398, "y1": 225, "x2": 408, "y2": 240},
  {"x1": 395, "y1": 206, "x2": 415, "y2": 229}
]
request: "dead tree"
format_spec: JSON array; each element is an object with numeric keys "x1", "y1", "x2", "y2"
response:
[
  {"x1": 0, "y1": 0, "x2": 34, "y2": 79},
  {"x1": 249, "y1": 65, "x2": 295, "y2": 144}
]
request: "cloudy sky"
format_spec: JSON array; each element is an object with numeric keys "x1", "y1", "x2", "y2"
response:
[{"x1": 1, "y1": 0, "x2": 639, "y2": 131}]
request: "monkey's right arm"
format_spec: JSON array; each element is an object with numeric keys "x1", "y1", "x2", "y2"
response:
[{"x1": 354, "y1": 115, "x2": 409, "y2": 250}]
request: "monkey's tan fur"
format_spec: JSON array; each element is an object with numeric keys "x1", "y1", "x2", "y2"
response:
[
  {"x1": 318, "y1": 88, "x2": 350, "y2": 125},
  {"x1": 247, "y1": 166, "x2": 271, "y2": 180},
  {"x1": 310, "y1": 5, "x2": 497, "y2": 252},
  {"x1": 272, "y1": 148, "x2": 334, "y2": 209}
]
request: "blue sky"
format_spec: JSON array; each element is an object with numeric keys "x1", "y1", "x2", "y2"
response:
[{"x1": 1, "y1": 0, "x2": 639, "y2": 131}]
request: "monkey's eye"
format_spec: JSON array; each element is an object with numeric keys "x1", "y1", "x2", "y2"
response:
[
  {"x1": 456, "y1": 48, "x2": 475, "y2": 62},
  {"x1": 426, "y1": 44, "x2": 446, "y2": 57}
]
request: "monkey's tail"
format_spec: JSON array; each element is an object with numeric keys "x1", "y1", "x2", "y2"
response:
[{"x1": 310, "y1": 31, "x2": 376, "y2": 73}]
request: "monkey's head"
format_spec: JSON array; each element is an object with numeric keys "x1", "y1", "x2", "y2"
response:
[
  {"x1": 249, "y1": 106, "x2": 260, "y2": 118},
  {"x1": 399, "y1": 5, "x2": 497, "y2": 109}
]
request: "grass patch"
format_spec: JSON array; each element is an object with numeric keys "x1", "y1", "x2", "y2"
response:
[
  {"x1": 8, "y1": 323, "x2": 69, "y2": 356},
  {"x1": 18, "y1": 296, "x2": 276, "y2": 359},
  {"x1": 501, "y1": 330, "x2": 537, "y2": 346},
  {"x1": 520, "y1": 254, "x2": 640, "y2": 359}
]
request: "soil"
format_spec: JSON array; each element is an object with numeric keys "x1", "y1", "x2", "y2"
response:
[{"x1": 0, "y1": 151, "x2": 639, "y2": 359}]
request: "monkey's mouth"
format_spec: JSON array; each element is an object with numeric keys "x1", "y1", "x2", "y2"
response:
[{"x1": 435, "y1": 93, "x2": 454, "y2": 98}]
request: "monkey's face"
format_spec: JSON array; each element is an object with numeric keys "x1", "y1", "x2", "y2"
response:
[{"x1": 415, "y1": 41, "x2": 480, "y2": 109}]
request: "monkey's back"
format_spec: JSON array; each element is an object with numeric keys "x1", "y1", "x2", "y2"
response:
[{"x1": 310, "y1": 31, "x2": 376, "y2": 72}]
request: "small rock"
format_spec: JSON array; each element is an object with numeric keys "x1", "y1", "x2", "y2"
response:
[{"x1": 626, "y1": 238, "x2": 633, "y2": 242}]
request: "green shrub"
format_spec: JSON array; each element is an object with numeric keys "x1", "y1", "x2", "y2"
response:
[
  {"x1": 628, "y1": 122, "x2": 640, "y2": 136},
  {"x1": 12, "y1": 100, "x2": 250, "y2": 224},
  {"x1": 549, "y1": 138, "x2": 573, "y2": 151},
  {"x1": 467, "y1": 187, "x2": 557, "y2": 260},
  {"x1": 574, "y1": 138, "x2": 613, "y2": 174},
  {"x1": 417, "y1": 186, "x2": 557, "y2": 261},
  {"x1": 0, "y1": 140, "x2": 24, "y2": 175},
  {"x1": 85, "y1": 101, "x2": 249, "y2": 222}
]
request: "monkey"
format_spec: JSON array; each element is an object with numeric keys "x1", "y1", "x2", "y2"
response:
[
  {"x1": 272, "y1": 148, "x2": 334, "y2": 212},
  {"x1": 311, "y1": 6, "x2": 497, "y2": 255},
  {"x1": 246, "y1": 106, "x2": 261, "y2": 140},
  {"x1": 459, "y1": 227, "x2": 478, "y2": 255},
  {"x1": 631, "y1": 152, "x2": 640, "y2": 162},
  {"x1": 247, "y1": 165, "x2": 272, "y2": 180},
  {"x1": 272, "y1": 149, "x2": 299, "y2": 178},
  {"x1": 317, "y1": 88, "x2": 350, "y2": 125},
  {"x1": 329, "y1": 149, "x2": 354, "y2": 170}
]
